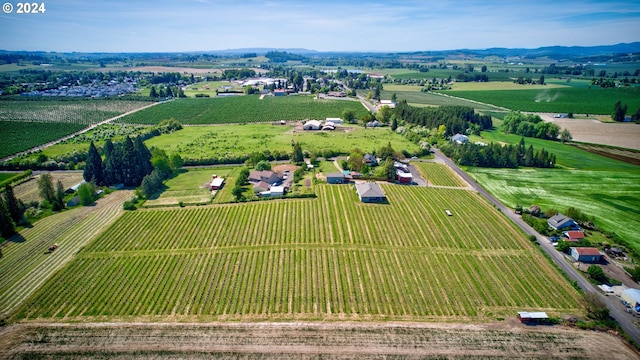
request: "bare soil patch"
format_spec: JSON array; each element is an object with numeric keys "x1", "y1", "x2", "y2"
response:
[
  {"x1": 272, "y1": 164, "x2": 299, "y2": 173},
  {"x1": 1, "y1": 321, "x2": 637, "y2": 359},
  {"x1": 540, "y1": 113, "x2": 640, "y2": 150}
]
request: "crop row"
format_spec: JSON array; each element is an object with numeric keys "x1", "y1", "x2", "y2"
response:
[
  {"x1": 0, "y1": 121, "x2": 86, "y2": 158},
  {"x1": 413, "y1": 162, "x2": 468, "y2": 187},
  {"x1": 17, "y1": 245, "x2": 580, "y2": 320},
  {"x1": 85, "y1": 186, "x2": 527, "y2": 252},
  {"x1": 0, "y1": 100, "x2": 152, "y2": 125},
  {"x1": 14, "y1": 185, "x2": 581, "y2": 321},
  {"x1": 115, "y1": 96, "x2": 368, "y2": 125}
]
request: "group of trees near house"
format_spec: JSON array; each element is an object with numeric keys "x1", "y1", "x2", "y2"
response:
[
  {"x1": 612, "y1": 101, "x2": 640, "y2": 122},
  {"x1": 0, "y1": 184, "x2": 24, "y2": 239},
  {"x1": 441, "y1": 137, "x2": 556, "y2": 169},
  {"x1": 394, "y1": 102, "x2": 493, "y2": 136},
  {"x1": 501, "y1": 112, "x2": 561, "y2": 140},
  {"x1": 149, "y1": 85, "x2": 185, "y2": 98},
  {"x1": 84, "y1": 136, "x2": 153, "y2": 187}
]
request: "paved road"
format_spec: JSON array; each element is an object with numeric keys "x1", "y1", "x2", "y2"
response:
[{"x1": 431, "y1": 147, "x2": 640, "y2": 345}]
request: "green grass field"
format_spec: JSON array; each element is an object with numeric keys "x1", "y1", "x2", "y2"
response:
[
  {"x1": 414, "y1": 162, "x2": 468, "y2": 187},
  {"x1": 144, "y1": 167, "x2": 236, "y2": 207},
  {"x1": 438, "y1": 86, "x2": 640, "y2": 114},
  {"x1": 14, "y1": 185, "x2": 581, "y2": 322},
  {"x1": 466, "y1": 131, "x2": 640, "y2": 254},
  {"x1": 115, "y1": 96, "x2": 368, "y2": 125},
  {"x1": 144, "y1": 124, "x2": 422, "y2": 161}
]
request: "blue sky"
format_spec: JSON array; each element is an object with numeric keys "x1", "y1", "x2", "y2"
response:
[{"x1": 1, "y1": 0, "x2": 639, "y2": 52}]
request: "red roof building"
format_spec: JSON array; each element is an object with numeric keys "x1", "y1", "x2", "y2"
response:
[{"x1": 564, "y1": 230, "x2": 585, "y2": 242}]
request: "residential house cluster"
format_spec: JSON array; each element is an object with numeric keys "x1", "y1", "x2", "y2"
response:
[
  {"x1": 249, "y1": 170, "x2": 290, "y2": 197},
  {"x1": 21, "y1": 80, "x2": 137, "y2": 97}
]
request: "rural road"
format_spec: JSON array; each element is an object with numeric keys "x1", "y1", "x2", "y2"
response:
[
  {"x1": 431, "y1": 147, "x2": 640, "y2": 345},
  {"x1": 1, "y1": 100, "x2": 167, "y2": 163}
]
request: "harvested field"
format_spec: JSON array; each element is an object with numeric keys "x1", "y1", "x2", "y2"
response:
[
  {"x1": 540, "y1": 113, "x2": 640, "y2": 150},
  {"x1": 13, "y1": 171, "x2": 84, "y2": 204},
  {"x1": 1, "y1": 322, "x2": 638, "y2": 359},
  {"x1": 104, "y1": 66, "x2": 222, "y2": 74}
]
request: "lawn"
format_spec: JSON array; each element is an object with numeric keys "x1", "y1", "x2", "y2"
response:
[
  {"x1": 14, "y1": 185, "x2": 581, "y2": 322},
  {"x1": 144, "y1": 124, "x2": 422, "y2": 162},
  {"x1": 115, "y1": 96, "x2": 369, "y2": 125},
  {"x1": 466, "y1": 131, "x2": 640, "y2": 254},
  {"x1": 143, "y1": 167, "x2": 236, "y2": 207},
  {"x1": 438, "y1": 86, "x2": 640, "y2": 114}
]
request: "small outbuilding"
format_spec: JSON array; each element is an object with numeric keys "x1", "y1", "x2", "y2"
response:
[
  {"x1": 326, "y1": 173, "x2": 346, "y2": 184},
  {"x1": 563, "y1": 230, "x2": 585, "y2": 242},
  {"x1": 210, "y1": 176, "x2": 225, "y2": 190},
  {"x1": 397, "y1": 171, "x2": 413, "y2": 184},
  {"x1": 355, "y1": 182, "x2": 386, "y2": 203},
  {"x1": 326, "y1": 117, "x2": 343, "y2": 125},
  {"x1": 517, "y1": 311, "x2": 549, "y2": 324},
  {"x1": 571, "y1": 247, "x2": 603, "y2": 263},
  {"x1": 303, "y1": 120, "x2": 322, "y2": 130},
  {"x1": 451, "y1": 133, "x2": 469, "y2": 144}
]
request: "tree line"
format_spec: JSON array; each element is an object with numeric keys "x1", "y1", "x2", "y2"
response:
[
  {"x1": 501, "y1": 112, "x2": 560, "y2": 140},
  {"x1": 441, "y1": 137, "x2": 556, "y2": 169},
  {"x1": 393, "y1": 101, "x2": 493, "y2": 136}
]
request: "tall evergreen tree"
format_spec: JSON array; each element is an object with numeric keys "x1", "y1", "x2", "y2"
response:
[
  {"x1": 134, "y1": 136, "x2": 153, "y2": 181},
  {"x1": 104, "y1": 144, "x2": 122, "y2": 186},
  {"x1": 3, "y1": 185, "x2": 22, "y2": 223},
  {"x1": 103, "y1": 138, "x2": 114, "y2": 158},
  {"x1": 0, "y1": 199, "x2": 16, "y2": 238},
  {"x1": 292, "y1": 143, "x2": 304, "y2": 164},
  {"x1": 121, "y1": 137, "x2": 137, "y2": 186},
  {"x1": 149, "y1": 86, "x2": 158, "y2": 98},
  {"x1": 54, "y1": 180, "x2": 66, "y2": 211},
  {"x1": 84, "y1": 142, "x2": 104, "y2": 185}
]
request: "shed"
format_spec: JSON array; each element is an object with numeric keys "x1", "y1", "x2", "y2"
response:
[
  {"x1": 326, "y1": 173, "x2": 346, "y2": 184},
  {"x1": 517, "y1": 311, "x2": 549, "y2": 324},
  {"x1": 326, "y1": 117, "x2": 343, "y2": 125},
  {"x1": 571, "y1": 247, "x2": 603, "y2": 263},
  {"x1": 355, "y1": 182, "x2": 386, "y2": 203},
  {"x1": 66, "y1": 181, "x2": 86, "y2": 194},
  {"x1": 210, "y1": 177, "x2": 225, "y2": 190},
  {"x1": 303, "y1": 120, "x2": 322, "y2": 130},
  {"x1": 269, "y1": 186, "x2": 285, "y2": 196},
  {"x1": 451, "y1": 133, "x2": 469, "y2": 144},
  {"x1": 563, "y1": 230, "x2": 585, "y2": 242},
  {"x1": 621, "y1": 289, "x2": 640, "y2": 312}
]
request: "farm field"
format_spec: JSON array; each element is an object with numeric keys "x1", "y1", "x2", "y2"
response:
[
  {"x1": 2, "y1": 322, "x2": 638, "y2": 360},
  {"x1": 466, "y1": 131, "x2": 640, "y2": 254},
  {"x1": 144, "y1": 124, "x2": 422, "y2": 162},
  {"x1": 144, "y1": 167, "x2": 236, "y2": 207},
  {"x1": 376, "y1": 89, "x2": 506, "y2": 112},
  {"x1": 0, "y1": 99, "x2": 153, "y2": 158},
  {"x1": 449, "y1": 82, "x2": 567, "y2": 91},
  {"x1": 14, "y1": 185, "x2": 581, "y2": 322},
  {"x1": 0, "y1": 121, "x2": 85, "y2": 159},
  {"x1": 540, "y1": 114, "x2": 640, "y2": 150},
  {"x1": 0, "y1": 190, "x2": 134, "y2": 318},
  {"x1": 437, "y1": 86, "x2": 640, "y2": 114},
  {"x1": 115, "y1": 96, "x2": 368, "y2": 125},
  {"x1": 414, "y1": 162, "x2": 468, "y2": 187},
  {"x1": 12, "y1": 171, "x2": 84, "y2": 204}
]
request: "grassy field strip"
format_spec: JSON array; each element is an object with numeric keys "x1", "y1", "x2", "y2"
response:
[
  {"x1": 413, "y1": 162, "x2": 469, "y2": 187},
  {"x1": 13, "y1": 185, "x2": 581, "y2": 322},
  {"x1": 0, "y1": 190, "x2": 133, "y2": 318}
]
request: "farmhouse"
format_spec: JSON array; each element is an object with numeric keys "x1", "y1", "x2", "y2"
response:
[
  {"x1": 326, "y1": 173, "x2": 346, "y2": 184},
  {"x1": 571, "y1": 247, "x2": 603, "y2": 263},
  {"x1": 563, "y1": 230, "x2": 585, "y2": 242},
  {"x1": 621, "y1": 289, "x2": 640, "y2": 313},
  {"x1": 548, "y1": 214, "x2": 580, "y2": 231},
  {"x1": 451, "y1": 133, "x2": 469, "y2": 144},
  {"x1": 355, "y1": 182, "x2": 386, "y2": 203},
  {"x1": 517, "y1": 311, "x2": 549, "y2": 324},
  {"x1": 364, "y1": 154, "x2": 378, "y2": 166},
  {"x1": 249, "y1": 170, "x2": 282, "y2": 184},
  {"x1": 303, "y1": 120, "x2": 322, "y2": 130}
]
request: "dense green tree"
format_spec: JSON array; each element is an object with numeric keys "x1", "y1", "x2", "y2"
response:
[
  {"x1": 347, "y1": 149, "x2": 364, "y2": 172},
  {"x1": 583, "y1": 293, "x2": 609, "y2": 320},
  {"x1": 342, "y1": 109, "x2": 355, "y2": 124},
  {"x1": 377, "y1": 142, "x2": 395, "y2": 160},
  {"x1": 3, "y1": 185, "x2": 22, "y2": 223},
  {"x1": 560, "y1": 129, "x2": 572, "y2": 143},
  {"x1": 141, "y1": 169, "x2": 164, "y2": 198},
  {"x1": 376, "y1": 105, "x2": 393, "y2": 123},
  {"x1": 255, "y1": 160, "x2": 272, "y2": 171},
  {"x1": 390, "y1": 115, "x2": 398, "y2": 131},
  {"x1": 53, "y1": 180, "x2": 65, "y2": 211},
  {"x1": 587, "y1": 265, "x2": 606, "y2": 283},
  {"x1": 232, "y1": 184, "x2": 245, "y2": 202},
  {"x1": 77, "y1": 182, "x2": 95, "y2": 206},
  {"x1": 103, "y1": 138, "x2": 114, "y2": 158},
  {"x1": 149, "y1": 86, "x2": 158, "y2": 98},
  {"x1": 37, "y1": 173, "x2": 55, "y2": 203},
  {"x1": 237, "y1": 168, "x2": 250, "y2": 186},
  {"x1": 0, "y1": 199, "x2": 16, "y2": 239},
  {"x1": 391, "y1": 93, "x2": 397, "y2": 103},
  {"x1": 169, "y1": 153, "x2": 183, "y2": 171},
  {"x1": 292, "y1": 142, "x2": 304, "y2": 164},
  {"x1": 104, "y1": 144, "x2": 123, "y2": 185},
  {"x1": 612, "y1": 101, "x2": 627, "y2": 122},
  {"x1": 134, "y1": 136, "x2": 153, "y2": 179},
  {"x1": 632, "y1": 106, "x2": 640, "y2": 122},
  {"x1": 83, "y1": 142, "x2": 104, "y2": 185},
  {"x1": 384, "y1": 157, "x2": 396, "y2": 182}
]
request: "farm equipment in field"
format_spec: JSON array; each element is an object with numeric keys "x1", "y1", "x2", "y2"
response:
[{"x1": 45, "y1": 243, "x2": 59, "y2": 254}]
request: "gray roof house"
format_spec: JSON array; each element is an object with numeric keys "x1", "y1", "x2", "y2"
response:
[
  {"x1": 451, "y1": 133, "x2": 469, "y2": 144},
  {"x1": 355, "y1": 183, "x2": 386, "y2": 203},
  {"x1": 326, "y1": 173, "x2": 346, "y2": 184},
  {"x1": 249, "y1": 170, "x2": 282, "y2": 184},
  {"x1": 547, "y1": 214, "x2": 579, "y2": 231}
]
